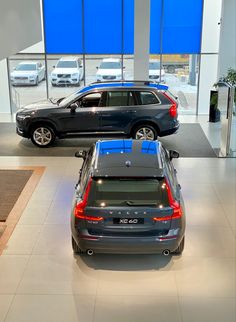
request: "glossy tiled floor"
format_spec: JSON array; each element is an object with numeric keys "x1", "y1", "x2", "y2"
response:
[{"x1": 0, "y1": 156, "x2": 235, "y2": 322}]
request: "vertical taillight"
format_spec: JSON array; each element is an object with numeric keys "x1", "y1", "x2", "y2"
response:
[
  {"x1": 163, "y1": 92, "x2": 178, "y2": 118},
  {"x1": 153, "y1": 179, "x2": 182, "y2": 221},
  {"x1": 74, "y1": 178, "x2": 103, "y2": 221}
]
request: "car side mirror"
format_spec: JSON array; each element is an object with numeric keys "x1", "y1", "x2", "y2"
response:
[
  {"x1": 70, "y1": 103, "x2": 78, "y2": 112},
  {"x1": 75, "y1": 150, "x2": 87, "y2": 159},
  {"x1": 53, "y1": 65, "x2": 55, "y2": 68},
  {"x1": 80, "y1": 64, "x2": 83, "y2": 68},
  {"x1": 96, "y1": 66, "x2": 98, "y2": 69},
  {"x1": 169, "y1": 150, "x2": 179, "y2": 160},
  {"x1": 123, "y1": 66, "x2": 125, "y2": 69}
]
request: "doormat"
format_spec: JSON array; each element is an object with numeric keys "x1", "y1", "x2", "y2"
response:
[{"x1": 0, "y1": 167, "x2": 45, "y2": 255}]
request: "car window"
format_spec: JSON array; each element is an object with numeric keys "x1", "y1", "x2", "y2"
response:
[
  {"x1": 87, "y1": 178, "x2": 170, "y2": 207},
  {"x1": 139, "y1": 91, "x2": 160, "y2": 105},
  {"x1": 79, "y1": 92, "x2": 102, "y2": 108},
  {"x1": 106, "y1": 91, "x2": 134, "y2": 107}
]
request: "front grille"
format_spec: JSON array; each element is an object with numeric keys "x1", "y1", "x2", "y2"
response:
[
  {"x1": 103, "y1": 75, "x2": 116, "y2": 80},
  {"x1": 57, "y1": 74, "x2": 71, "y2": 78},
  {"x1": 15, "y1": 77, "x2": 28, "y2": 80},
  {"x1": 88, "y1": 229, "x2": 169, "y2": 238},
  {"x1": 149, "y1": 75, "x2": 159, "y2": 79}
]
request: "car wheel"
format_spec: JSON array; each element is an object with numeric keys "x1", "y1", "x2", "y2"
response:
[
  {"x1": 173, "y1": 236, "x2": 185, "y2": 255},
  {"x1": 133, "y1": 125, "x2": 157, "y2": 141},
  {"x1": 30, "y1": 125, "x2": 56, "y2": 147},
  {"x1": 72, "y1": 236, "x2": 84, "y2": 254},
  {"x1": 35, "y1": 77, "x2": 39, "y2": 86},
  {"x1": 167, "y1": 65, "x2": 175, "y2": 73}
]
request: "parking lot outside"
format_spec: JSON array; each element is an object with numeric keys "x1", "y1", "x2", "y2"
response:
[{"x1": 8, "y1": 54, "x2": 198, "y2": 114}]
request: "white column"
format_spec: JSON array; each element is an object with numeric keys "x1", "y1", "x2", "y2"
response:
[
  {"x1": 218, "y1": 0, "x2": 236, "y2": 78},
  {"x1": 134, "y1": 0, "x2": 150, "y2": 80},
  {"x1": 0, "y1": 59, "x2": 11, "y2": 113},
  {"x1": 197, "y1": 0, "x2": 222, "y2": 114}
]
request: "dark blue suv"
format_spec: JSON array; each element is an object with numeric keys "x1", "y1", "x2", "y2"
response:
[
  {"x1": 16, "y1": 81, "x2": 179, "y2": 147},
  {"x1": 71, "y1": 139, "x2": 185, "y2": 256}
]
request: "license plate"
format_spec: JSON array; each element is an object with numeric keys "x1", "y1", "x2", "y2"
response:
[{"x1": 113, "y1": 218, "x2": 144, "y2": 224}]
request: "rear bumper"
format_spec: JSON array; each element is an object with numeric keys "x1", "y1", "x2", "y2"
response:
[
  {"x1": 159, "y1": 121, "x2": 180, "y2": 137},
  {"x1": 72, "y1": 228, "x2": 184, "y2": 254}
]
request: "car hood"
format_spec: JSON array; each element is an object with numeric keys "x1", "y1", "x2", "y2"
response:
[
  {"x1": 96, "y1": 68, "x2": 122, "y2": 76},
  {"x1": 51, "y1": 68, "x2": 79, "y2": 74},
  {"x1": 19, "y1": 100, "x2": 58, "y2": 112},
  {"x1": 11, "y1": 70, "x2": 38, "y2": 77}
]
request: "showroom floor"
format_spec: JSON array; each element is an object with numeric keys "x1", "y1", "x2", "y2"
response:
[{"x1": 0, "y1": 155, "x2": 235, "y2": 322}]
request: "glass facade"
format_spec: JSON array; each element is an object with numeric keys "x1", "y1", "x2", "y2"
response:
[{"x1": 1, "y1": 0, "x2": 222, "y2": 116}]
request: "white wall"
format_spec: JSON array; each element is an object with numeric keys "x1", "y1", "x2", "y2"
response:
[
  {"x1": 197, "y1": 0, "x2": 222, "y2": 114},
  {"x1": 218, "y1": 0, "x2": 236, "y2": 78},
  {"x1": 0, "y1": 0, "x2": 42, "y2": 60}
]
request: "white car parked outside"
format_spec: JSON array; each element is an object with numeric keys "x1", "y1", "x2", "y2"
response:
[
  {"x1": 51, "y1": 57, "x2": 84, "y2": 86},
  {"x1": 149, "y1": 60, "x2": 165, "y2": 83},
  {"x1": 11, "y1": 61, "x2": 45, "y2": 86},
  {"x1": 96, "y1": 58, "x2": 124, "y2": 81}
]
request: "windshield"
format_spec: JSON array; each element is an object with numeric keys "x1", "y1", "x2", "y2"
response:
[
  {"x1": 59, "y1": 91, "x2": 80, "y2": 106},
  {"x1": 149, "y1": 62, "x2": 160, "y2": 70},
  {"x1": 99, "y1": 62, "x2": 121, "y2": 69},
  {"x1": 15, "y1": 64, "x2": 36, "y2": 71},
  {"x1": 87, "y1": 178, "x2": 169, "y2": 207},
  {"x1": 56, "y1": 61, "x2": 77, "y2": 68}
]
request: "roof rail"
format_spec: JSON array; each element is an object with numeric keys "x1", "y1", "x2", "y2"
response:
[{"x1": 91, "y1": 80, "x2": 160, "y2": 86}]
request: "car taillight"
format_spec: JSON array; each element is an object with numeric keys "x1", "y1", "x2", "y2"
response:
[
  {"x1": 153, "y1": 179, "x2": 182, "y2": 221},
  {"x1": 74, "y1": 178, "x2": 103, "y2": 222},
  {"x1": 163, "y1": 92, "x2": 178, "y2": 118}
]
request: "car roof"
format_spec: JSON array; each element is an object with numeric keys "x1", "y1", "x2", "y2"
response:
[
  {"x1": 79, "y1": 81, "x2": 168, "y2": 94},
  {"x1": 101, "y1": 58, "x2": 120, "y2": 63},
  {"x1": 59, "y1": 56, "x2": 79, "y2": 61},
  {"x1": 92, "y1": 140, "x2": 164, "y2": 178},
  {"x1": 19, "y1": 61, "x2": 38, "y2": 65}
]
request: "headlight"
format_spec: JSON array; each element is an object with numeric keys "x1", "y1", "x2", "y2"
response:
[
  {"x1": 16, "y1": 114, "x2": 31, "y2": 120},
  {"x1": 29, "y1": 75, "x2": 36, "y2": 79},
  {"x1": 51, "y1": 73, "x2": 57, "y2": 77},
  {"x1": 96, "y1": 74, "x2": 102, "y2": 78},
  {"x1": 72, "y1": 73, "x2": 79, "y2": 77}
]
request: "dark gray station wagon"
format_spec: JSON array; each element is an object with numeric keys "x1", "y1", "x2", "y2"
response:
[
  {"x1": 71, "y1": 139, "x2": 185, "y2": 256},
  {"x1": 16, "y1": 81, "x2": 179, "y2": 147}
]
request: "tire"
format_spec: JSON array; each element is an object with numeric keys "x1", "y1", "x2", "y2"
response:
[
  {"x1": 30, "y1": 124, "x2": 56, "y2": 147},
  {"x1": 72, "y1": 236, "x2": 84, "y2": 254},
  {"x1": 173, "y1": 236, "x2": 185, "y2": 255},
  {"x1": 35, "y1": 77, "x2": 39, "y2": 86},
  {"x1": 132, "y1": 124, "x2": 158, "y2": 141},
  {"x1": 167, "y1": 66, "x2": 175, "y2": 73}
]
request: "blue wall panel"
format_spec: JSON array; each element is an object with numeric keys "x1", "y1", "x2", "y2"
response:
[
  {"x1": 150, "y1": 0, "x2": 162, "y2": 54},
  {"x1": 84, "y1": 0, "x2": 122, "y2": 54},
  {"x1": 123, "y1": 0, "x2": 134, "y2": 54},
  {"x1": 162, "y1": 0, "x2": 203, "y2": 54},
  {"x1": 44, "y1": 0, "x2": 83, "y2": 54}
]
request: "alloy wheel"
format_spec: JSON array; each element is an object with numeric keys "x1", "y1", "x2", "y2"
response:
[
  {"x1": 33, "y1": 127, "x2": 52, "y2": 146},
  {"x1": 135, "y1": 127, "x2": 155, "y2": 140}
]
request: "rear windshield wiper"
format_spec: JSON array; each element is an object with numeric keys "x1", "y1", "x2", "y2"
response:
[{"x1": 126, "y1": 201, "x2": 157, "y2": 206}]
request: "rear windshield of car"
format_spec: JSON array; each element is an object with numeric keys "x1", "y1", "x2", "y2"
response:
[
  {"x1": 149, "y1": 62, "x2": 160, "y2": 70},
  {"x1": 87, "y1": 178, "x2": 169, "y2": 207}
]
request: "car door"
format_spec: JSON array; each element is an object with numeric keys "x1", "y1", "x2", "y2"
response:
[
  {"x1": 100, "y1": 90, "x2": 137, "y2": 133},
  {"x1": 55, "y1": 92, "x2": 103, "y2": 134}
]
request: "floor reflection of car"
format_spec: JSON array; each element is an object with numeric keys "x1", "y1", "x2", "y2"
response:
[
  {"x1": 149, "y1": 60, "x2": 165, "y2": 83},
  {"x1": 96, "y1": 58, "x2": 124, "y2": 81},
  {"x1": 10, "y1": 61, "x2": 45, "y2": 86},
  {"x1": 15, "y1": 81, "x2": 179, "y2": 147},
  {"x1": 71, "y1": 139, "x2": 185, "y2": 256},
  {"x1": 51, "y1": 57, "x2": 84, "y2": 86}
]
